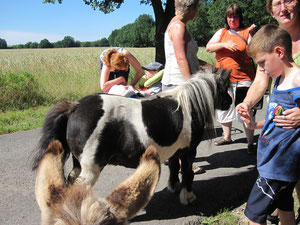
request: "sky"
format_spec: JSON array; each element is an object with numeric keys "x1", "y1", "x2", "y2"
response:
[{"x1": 0, "y1": 0, "x2": 154, "y2": 46}]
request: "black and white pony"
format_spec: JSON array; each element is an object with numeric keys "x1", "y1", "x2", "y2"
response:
[{"x1": 32, "y1": 67, "x2": 232, "y2": 205}]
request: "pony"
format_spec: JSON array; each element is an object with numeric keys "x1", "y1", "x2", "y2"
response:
[
  {"x1": 32, "y1": 67, "x2": 232, "y2": 205},
  {"x1": 35, "y1": 140, "x2": 161, "y2": 225}
]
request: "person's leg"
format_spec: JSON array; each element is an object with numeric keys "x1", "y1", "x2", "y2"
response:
[
  {"x1": 221, "y1": 122, "x2": 232, "y2": 141},
  {"x1": 276, "y1": 181, "x2": 297, "y2": 225},
  {"x1": 245, "y1": 177, "x2": 295, "y2": 225},
  {"x1": 244, "y1": 123, "x2": 257, "y2": 155},
  {"x1": 214, "y1": 121, "x2": 233, "y2": 145},
  {"x1": 243, "y1": 124, "x2": 254, "y2": 144},
  {"x1": 278, "y1": 210, "x2": 296, "y2": 225},
  {"x1": 215, "y1": 84, "x2": 235, "y2": 146}
]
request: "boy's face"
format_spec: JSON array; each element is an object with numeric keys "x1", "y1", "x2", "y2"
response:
[
  {"x1": 255, "y1": 51, "x2": 283, "y2": 78},
  {"x1": 145, "y1": 70, "x2": 158, "y2": 80}
]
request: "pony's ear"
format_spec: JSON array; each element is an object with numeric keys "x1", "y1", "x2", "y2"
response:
[{"x1": 106, "y1": 145, "x2": 161, "y2": 220}]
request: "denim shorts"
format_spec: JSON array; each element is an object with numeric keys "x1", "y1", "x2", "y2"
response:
[{"x1": 244, "y1": 176, "x2": 296, "y2": 223}]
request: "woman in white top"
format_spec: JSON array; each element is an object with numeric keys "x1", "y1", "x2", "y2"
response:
[
  {"x1": 162, "y1": 0, "x2": 204, "y2": 175},
  {"x1": 162, "y1": 0, "x2": 203, "y2": 90}
]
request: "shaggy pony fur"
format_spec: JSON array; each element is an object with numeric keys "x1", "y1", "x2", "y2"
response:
[{"x1": 35, "y1": 140, "x2": 160, "y2": 225}]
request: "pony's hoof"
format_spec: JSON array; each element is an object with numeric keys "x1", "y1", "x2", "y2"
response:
[
  {"x1": 167, "y1": 181, "x2": 181, "y2": 193},
  {"x1": 179, "y1": 188, "x2": 197, "y2": 205},
  {"x1": 67, "y1": 168, "x2": 81, "y2": 185}
]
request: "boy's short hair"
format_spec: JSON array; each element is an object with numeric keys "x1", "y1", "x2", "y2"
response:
[{"x1": 248, "y1": 24, "x2": 292, "y2": 60}]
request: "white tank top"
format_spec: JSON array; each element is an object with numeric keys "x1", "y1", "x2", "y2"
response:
[{"x1": 162, "y1": 22, "x2": 199, "y2": 85}]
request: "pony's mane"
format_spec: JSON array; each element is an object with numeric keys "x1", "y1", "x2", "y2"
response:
[{"x1": 159, "y1": 70, "x2": 217, "y2": 139}]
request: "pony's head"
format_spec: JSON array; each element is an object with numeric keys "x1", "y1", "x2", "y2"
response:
[{"x1": 212, "y1": 67, "x2": 232, "y2": 110}]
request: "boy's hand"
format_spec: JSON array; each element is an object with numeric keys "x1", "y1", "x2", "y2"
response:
[
  {"x1": 274, "y1": 107, "x2": 300, "y2": 129},
  {"x1": 242, "y1": 120, "x2": 257, "y2": 130}
]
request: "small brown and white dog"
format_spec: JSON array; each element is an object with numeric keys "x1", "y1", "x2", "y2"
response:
[{"x1": 35, "y1": 140, "x2": 160, "y2": 225}]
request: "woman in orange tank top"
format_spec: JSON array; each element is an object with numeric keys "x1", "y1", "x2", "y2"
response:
[{"x1": 206, "y1": 3, "x2": 257, "y2": 154}]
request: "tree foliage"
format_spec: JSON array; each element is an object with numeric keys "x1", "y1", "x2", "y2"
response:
[
  {"x1": 108, "y1": 14, "x2": 155, "y2": 47},
  {"x1": 39, "y1": 39, "x2": 53, "y2": 48},
  {"x1": 0, "y1": 38, "x2": 7, "y2": 49}
]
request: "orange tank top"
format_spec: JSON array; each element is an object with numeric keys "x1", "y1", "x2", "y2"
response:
[{"x1": 215, "y1": 28, "x2": 255, "y2": 82}]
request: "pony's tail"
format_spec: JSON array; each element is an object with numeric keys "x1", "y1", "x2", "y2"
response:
[{"x1": 31, "y1": 101, "x2": 79, "y2": 171}]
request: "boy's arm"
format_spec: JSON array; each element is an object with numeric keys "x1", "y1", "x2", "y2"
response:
[
  {"x1": 241, "y1": 115, "x2": 265, "y2": 130},
  {"x1": 243, "y1": 69, "x2": 269, "y2": 108}
]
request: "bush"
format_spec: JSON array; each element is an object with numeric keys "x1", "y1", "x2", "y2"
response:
[{"x1": 0, "y1": 72, "x2": 50, "y2": 112}]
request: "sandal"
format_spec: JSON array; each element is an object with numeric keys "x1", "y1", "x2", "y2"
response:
[
  {"x1": 214, "y1": 138, "x2": 233, "y2": 146},
  {"x1": 179, "y1": 166, "x2": 205, "y2": 174},
  {"x1": 193, "y1": 166, "x2": 205, "y2": 174}
]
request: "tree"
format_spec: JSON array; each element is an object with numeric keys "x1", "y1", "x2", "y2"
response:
[
  {"x1": 62, "y1": 36, "x2": 76, "y2": 47},
  {"x1": 39, "y1": 39, "x2": 53, "y2": 48},
  {"x1": 81, "y1": 41, "x2": 92, "y2": 47},
  {"x1": 0, "y1": 38, "x2": 7, "y2": 49},
  {"x1": 187, "y1": 1, "x2": 211, "y2": 46},
  {"x1": 53, "y1": 40, "x2": 64, "y2": 48},
  {"x1": 43, "y1": 0, "x2": 175, "y2": 64},
  {"x1": 106, "y1": 15, "x2": 155, "y2": 47},
  {"x1": 30, "y1": 42, "x2": 39, "y2": 48},
  {"x1": 25, "y1": 42, "x2": 32, "y2": 49},
  {"x1": 98, "y1": 37, "x2": 109, "y2": 46},
  {"x1": 132, "y1": 14, "x2": 155, "y2": 47}
]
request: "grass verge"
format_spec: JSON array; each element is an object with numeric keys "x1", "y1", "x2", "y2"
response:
[{"x1": 0, "y1": 106, "x2": 50, "y2": 134}]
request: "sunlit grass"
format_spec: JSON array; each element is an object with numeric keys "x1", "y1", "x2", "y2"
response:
[{"x1": 0, "y1": 106, "x2": 50, "y2": 134}]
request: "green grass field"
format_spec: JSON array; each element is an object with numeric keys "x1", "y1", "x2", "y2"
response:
[{"x1": 0, "y1": 47, "x2": 215, "y2": 102}]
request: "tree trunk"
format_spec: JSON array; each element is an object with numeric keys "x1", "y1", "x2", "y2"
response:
[{"x1": 151, "y1": 0, "x2": 175, "y2": 65}]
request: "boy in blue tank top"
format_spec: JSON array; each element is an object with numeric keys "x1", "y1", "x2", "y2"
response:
[{"x1": 241, "y1": 24, "x2": 300, "y2": 225}]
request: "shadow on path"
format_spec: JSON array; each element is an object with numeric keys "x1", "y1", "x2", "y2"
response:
[{"x1": 131, "y1": 147, "x2": 258, "y2": 223}]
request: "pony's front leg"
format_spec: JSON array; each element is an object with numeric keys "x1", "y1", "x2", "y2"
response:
[
  {"x1": 74, "y1": 161, "x2": 102, "y2": 188},
  {"x1": 167, "y1": 154, "x2": 181, "y2": 193},
  {"x1": 179, "y1": 148, "x2": 197, "y2": 205},
  {"x1": 67, "y1": 155, "x2": 81, "y2": 184}
]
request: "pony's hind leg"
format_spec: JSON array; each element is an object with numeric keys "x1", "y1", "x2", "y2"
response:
[
  {"x1": 167, "y1": 154, "x2": 181, "y2": 193},
  {"x1": 179, "y1": 148, "x2": 197, "y2": 205},
  {"x1": 67, "y1": 155, "x2": 81, "y2": 184}
]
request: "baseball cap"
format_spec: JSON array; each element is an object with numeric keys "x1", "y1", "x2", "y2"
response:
[{"x1": 142, "y1": 62, "x2": 164, "y2": 71}]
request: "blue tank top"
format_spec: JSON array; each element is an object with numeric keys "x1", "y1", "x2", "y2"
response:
[{"x1": 257, "y1": 77, "x2": 300, "y2": 182}]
